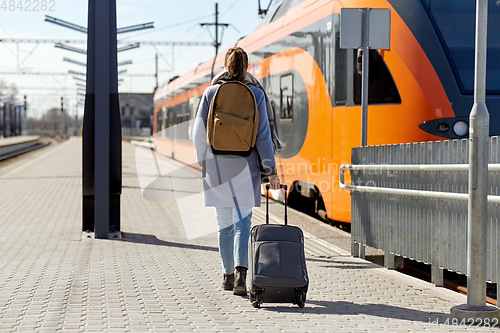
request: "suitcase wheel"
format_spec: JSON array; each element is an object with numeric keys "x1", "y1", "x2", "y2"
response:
[
  {"x1": 295, "y1": 291, "x2": 306, "y2": 308},
  {"x1": 250, "y1": 291, "x2": 262, "y2": 308}
]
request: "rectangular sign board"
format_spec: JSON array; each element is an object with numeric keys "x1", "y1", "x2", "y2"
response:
[
  {"x1": 368, "y1": 8, "x2": 391, "y2": 49},
  {"x1": 340, "y1": 8, "x2": 391, "y2": 50},
  {"x1": 340, "y1": 8, "x2": 363, "y2": 49}
]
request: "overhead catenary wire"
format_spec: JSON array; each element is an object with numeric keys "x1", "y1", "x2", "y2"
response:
[
  {"x1": 0, "y1": 71, "x2": 155, "y2": 77},
  {"x1": 220, "y1": 0, "x2": 242, "y2": 17},
  {"x1": 174, "y1": 30, "x2": 207, "y2": 63},
  {"x1": 2, "y1": 2, "x2": 261, "y2": 114},
  {"x1": 153, "y1": 45, "x2": 173, "y2": 71},
  {"x1": 0, "y1": 38, "x2": 213, "y2": 46},
  {"x1": 119, "y1": 13, "x2": 214, "y2": 40}
]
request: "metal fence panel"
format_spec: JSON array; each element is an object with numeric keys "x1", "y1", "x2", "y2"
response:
[{"x1": 351, "y1": 137, "x2": 500, "y2": 283}]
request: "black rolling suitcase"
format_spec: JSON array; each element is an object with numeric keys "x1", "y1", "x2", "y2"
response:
[{"x1": 249, "y1": 184, "x2": 308, "y2": 308}]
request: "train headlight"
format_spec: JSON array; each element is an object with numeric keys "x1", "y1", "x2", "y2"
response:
[{"x1": 453, "y1": 121, "x2": 468, "y2": 136}]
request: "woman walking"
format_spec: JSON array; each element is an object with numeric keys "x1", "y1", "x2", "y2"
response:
[{"x1": 193, "y1": 47, "x2": 280, "y2": 295}]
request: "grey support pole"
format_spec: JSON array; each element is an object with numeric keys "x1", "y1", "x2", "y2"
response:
[
  {"x1": 94, "y1": 0, "x2": 111, "y2": 238},
  {"x1": 451, "y1": 0, "x2": 500, "y2": 323},
  {"x1": 340, "y1": 7, "x2": 390, "y2": 261},
  {"x1": 357, "y1": 8, "x2": 370, "y2": 260},
  {"x1": 360, "y1": 8, "x2": 369, "y2": 148}
]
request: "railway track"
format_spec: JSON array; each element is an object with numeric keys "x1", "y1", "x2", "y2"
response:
[{"x1": 0, "y1": 136, "x2": 50, "y2": 162}]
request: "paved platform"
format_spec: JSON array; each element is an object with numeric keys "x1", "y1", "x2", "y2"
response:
[{"x1": 0, "y1": 137, "x2": 495, "y2": 332}]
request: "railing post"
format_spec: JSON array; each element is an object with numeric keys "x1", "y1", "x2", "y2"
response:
[
  {"x1": 384, "y1": 252, "x2": 394, "y2": 269},
  {"x1": 431, "y1": 200, "x2": 444, "y2": 287},
  {"x1": 358, "y1": 240, "x2": 365, "y2": 259},
  {"x1": 431, "y1": 265, "x2": 444, "y2": 287},
  {"x1": 351, "y1": 241, "x2": 360, "y2": 257},
  {"x1": 451, "y1": 0, "x2": 500, "y2": 323}
]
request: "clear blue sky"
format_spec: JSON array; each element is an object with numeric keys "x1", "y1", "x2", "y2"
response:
[{"x1": 0, "y1": 0, "x2": 268, "y2": 118}]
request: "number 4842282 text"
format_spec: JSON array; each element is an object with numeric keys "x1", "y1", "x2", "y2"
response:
[{"x1": 1, "y1": 0, "x2": 55, "y2": 11}]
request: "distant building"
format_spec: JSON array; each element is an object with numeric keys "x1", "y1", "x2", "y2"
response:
[
  {"x1": 119, "y1": 93, "x2": 154, "y2": 137},
  {"x1": 29, "y1": 107, "x2": 74, "y2": 137}
]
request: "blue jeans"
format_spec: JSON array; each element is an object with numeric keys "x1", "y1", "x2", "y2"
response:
[{"x1": 215, "y1": 206, "x2": 253, "y2": 274}]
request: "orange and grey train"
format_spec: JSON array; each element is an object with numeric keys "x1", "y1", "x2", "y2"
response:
[{"x1": 153, "y1": 0, "x2": 500, "y2": 223}]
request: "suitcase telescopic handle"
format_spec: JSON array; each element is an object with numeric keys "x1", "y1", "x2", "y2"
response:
[{"x1": 265, "y1": 184, "x2": 288, "y2": 225}]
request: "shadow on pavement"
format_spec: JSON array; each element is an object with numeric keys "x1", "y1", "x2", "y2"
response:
[
  {"x1": 120, "y1": 232, "x2": 218, "y2": 252},
  {"x1": 263, "y1": 300, "x2": 449, "y2": 324},
  {"x1": 306, "y1": 257, "x2": 380, "y2": 269}
]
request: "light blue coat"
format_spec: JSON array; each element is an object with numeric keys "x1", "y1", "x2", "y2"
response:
[{"x1": 192, "y1": 81, "x2": 276, "y2": 207}]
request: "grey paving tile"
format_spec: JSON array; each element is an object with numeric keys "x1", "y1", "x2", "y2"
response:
[{"x1": 0, "y1": 139, "x2": 485, "y2": 333}]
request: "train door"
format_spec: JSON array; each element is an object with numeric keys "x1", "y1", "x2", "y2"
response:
[{"x1": 156, "y1": 107, "x2": 165, "y2": 136}]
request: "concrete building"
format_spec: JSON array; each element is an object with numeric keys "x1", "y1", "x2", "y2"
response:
[{"x1": 119, "y1": 93, "x2": 154, "y2": 137}]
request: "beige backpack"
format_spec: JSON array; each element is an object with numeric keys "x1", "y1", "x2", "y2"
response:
[{"x1": 207, "y1": 80, "x2": 259, "y2": 156}]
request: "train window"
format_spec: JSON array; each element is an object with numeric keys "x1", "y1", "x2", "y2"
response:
[
  {"x1": 166, "y1": 108, "x2": 174, "y2": 128},
  {"x1": 280, "y1": 74, "x2": 293, "y2": 120},
  {"x1": 189, "y1": 97, "x2": 200, "y2": 119},
  {"x1": 353, "y1": 50, "x2": 401, "y2": 105},
  {"x1": 335, "y1": 34, "x2": 347, "y2": 106},
  {"x1": 156, "y1": 108, "x2": 164, "y2": 133},
  {"x1": 425, "y1": 0, "x2": 500, "y2": 94}
]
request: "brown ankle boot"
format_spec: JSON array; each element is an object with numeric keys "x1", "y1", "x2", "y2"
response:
[
  {"x1": 233, "y1": 266, "x2": 247, "y2": 295},
  {"x1": 222, "y1": 273, "x2": 234, "y2": 291}
]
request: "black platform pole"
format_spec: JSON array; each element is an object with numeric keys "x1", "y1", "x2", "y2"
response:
[
  {"x1": 13, "y1": 105, "x2": 17, "y2": 136},
  {"x1": 83, "y1": 0, "x2": 121, "y2": 238},
  {"x1": 108, "y1": 0, "x2": 122, "y2": 234},
  {"x1": 83, "y1": 0, "x2": 96, "y2": 233},
  {"x1": 2, "y1": 103, "x2": 5, "y2": 137}
]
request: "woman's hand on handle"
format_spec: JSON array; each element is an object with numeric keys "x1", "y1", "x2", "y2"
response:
[{"x1": 268, "y1": 175, "x2": 280, "y2": 190}]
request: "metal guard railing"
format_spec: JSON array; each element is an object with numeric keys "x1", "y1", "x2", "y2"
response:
[
  {"x1": 340, "y1": 164, "x2": 500, "y2": 204},
  {"x1": 339, "y1": 136, "x2": 500, "y2": 294}
]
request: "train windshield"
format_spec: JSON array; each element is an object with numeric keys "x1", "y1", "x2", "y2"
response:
[{"x1": 422, "y1": 0, "x2": 500, "y2": 94}]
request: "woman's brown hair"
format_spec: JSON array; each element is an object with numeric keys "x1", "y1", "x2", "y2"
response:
[{"x1": 224, "y1": 47, "x2": 248, "y2": 80}]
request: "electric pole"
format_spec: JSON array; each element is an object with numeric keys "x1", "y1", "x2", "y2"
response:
[
  {"x1": 154, "y1": 53, "x2": 158, "y2": 92},
  {"x1": 61, "y1": 96, "x2": 64, "y2": 135},
  {"x1": 24, "y1": 95, "x2": 27, "y2": 135},
  {"x1": 200, "y1": 3, "x2": 229, "y2": 79}
]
